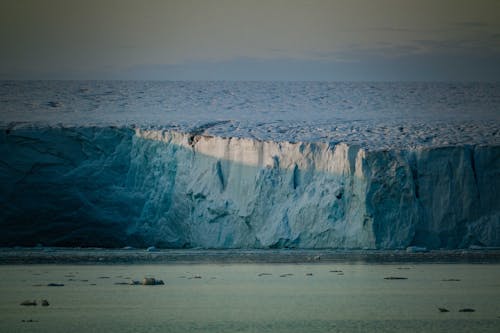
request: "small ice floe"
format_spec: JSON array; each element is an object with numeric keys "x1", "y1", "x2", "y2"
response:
[
  {"x1": 141, "y1": 277, "x2": 164, "y2": 285},
  {"x1": 146, "y1": 246, "x2": 158, "y2": 252},
  {"x1": 46, "y1": 101, "x2": 62, "y2": 108},
  {"x1": 122, "y1": 246, "x2": 134, "y2": 250},
  {"x1": 459, "y1": 308, "x2": 475, "y2": 312},
  {"x1": 279, "y1": 273, "x2": 293, "y2": 277},
  {"x1": 469, "y1": 245, "x2": 500, "y2": 250},
  {"x1": 406, "y1": 246, "x2": 428, "y2": 253}
]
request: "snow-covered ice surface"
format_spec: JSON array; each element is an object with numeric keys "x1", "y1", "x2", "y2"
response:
[
  {"x1": 1, "y1": 81, "x2": 499, "y2": 149},
  {"x1": 0, "y1": 81, "x2": 499, "y2": 249}
]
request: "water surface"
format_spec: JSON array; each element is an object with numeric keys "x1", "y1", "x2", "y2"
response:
[{"x1": 1, "y1": 263, "x2": 499, "y2": 332}]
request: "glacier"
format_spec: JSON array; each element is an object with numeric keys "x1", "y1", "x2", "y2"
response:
[
  {"x1": 1, "y1": 81, "x2": 499, "y2": 249},
  {"x1": 1, "y1": 124, "x2": 498, "y2": 249}
]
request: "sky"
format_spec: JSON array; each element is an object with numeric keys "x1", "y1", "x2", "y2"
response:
[{"x1": 1, "y1": 0, "x2": 500, "y2": 81}]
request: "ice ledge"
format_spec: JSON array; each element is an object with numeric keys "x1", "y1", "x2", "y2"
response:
[{"x1": 2, "y1": 116, "x2": 499, "y2": 151}]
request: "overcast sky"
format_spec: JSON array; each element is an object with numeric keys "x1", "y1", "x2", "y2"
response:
[{"x1": 1, "y1": 0, "x2": 500, "y2": 80}]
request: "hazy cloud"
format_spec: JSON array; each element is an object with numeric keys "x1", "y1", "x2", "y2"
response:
[
  {"x1": 1, "y1": 0, "x2": 500, "y2": 80},
  {"x1": 453, "y1": 21, "x2": 490, "y2": 28}
]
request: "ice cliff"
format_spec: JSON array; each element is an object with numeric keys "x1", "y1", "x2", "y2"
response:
[{"x1": 1, "y1": 125, "x2": 498, "y2": 249}]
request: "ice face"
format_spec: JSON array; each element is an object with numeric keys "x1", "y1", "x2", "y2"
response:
[{"x1": 1, "y1": 125, "x2": 498, "y2": 249}]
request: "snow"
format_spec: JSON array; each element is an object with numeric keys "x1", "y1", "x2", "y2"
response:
[
  {"x1": 0, "y1": 81, "x2": 499, "y2": 248},
  {"x1": 1, "y1": 81, "x2": 499, "y2": 150}
]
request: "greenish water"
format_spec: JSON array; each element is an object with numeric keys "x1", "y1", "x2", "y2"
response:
[{"x1": 0, "y1": 264, "x2": 499, "y2": 332}]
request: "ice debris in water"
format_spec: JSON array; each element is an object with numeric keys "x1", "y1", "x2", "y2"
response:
[{"x1": 406, "y1": 246, "x2": 428, "y2": 253}]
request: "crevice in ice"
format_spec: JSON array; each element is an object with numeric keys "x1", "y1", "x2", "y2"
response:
[
  {"x1": 215, "y1": 160, "x2": 226, "y2": 191},
  {"x1": 470, "y1": 148, "x2": 480, "y2": 201},
  {"x1": 188, "y1": 134, "x2": 200, "y2": 147},
  {"x1": 292, "y1": 164, "x2": 300, "y2": 189},
  {"x1": 411, "y1": 166, "x2": 419, "y2": 199}
]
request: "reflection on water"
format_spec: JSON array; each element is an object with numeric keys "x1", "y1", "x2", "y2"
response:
[{"x1": 0, "y1": 263, "x2": 499, "y2": 333}]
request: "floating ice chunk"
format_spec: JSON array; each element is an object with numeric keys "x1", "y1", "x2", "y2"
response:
[{"x1": 406, "y1": 246, "x2": 428, "y2": 253}]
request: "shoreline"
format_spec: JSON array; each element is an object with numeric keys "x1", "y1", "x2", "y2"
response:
[{"x1": 1, "y1": 248, "x2": 500, "y2": 265}]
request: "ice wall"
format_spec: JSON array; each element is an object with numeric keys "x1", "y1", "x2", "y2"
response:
[
  {"x1": 0, "y1": 126, "x2": 137, "y2": 246},
  {"x1": 1, "y1": 126, "x2": 498, "y2": 248}
]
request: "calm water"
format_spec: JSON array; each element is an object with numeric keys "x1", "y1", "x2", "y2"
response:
[{"x1": 1, "y1": 263, "x2": 499, "y2": 332}]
